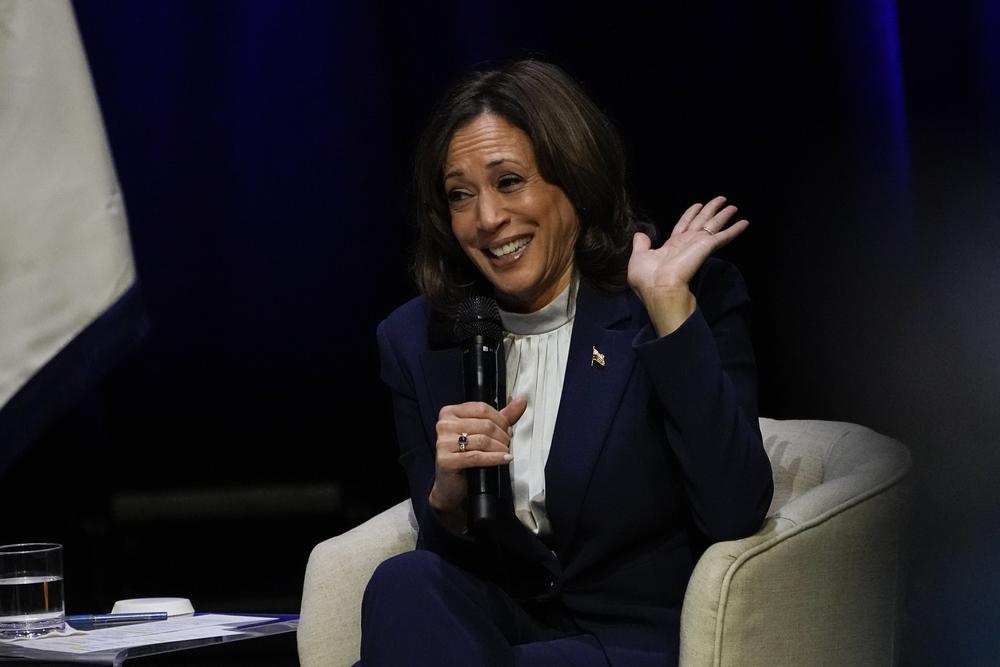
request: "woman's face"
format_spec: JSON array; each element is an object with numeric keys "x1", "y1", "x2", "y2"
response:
[{"x1": 444, "y1": 113, "x2": 579, "y2": 314}]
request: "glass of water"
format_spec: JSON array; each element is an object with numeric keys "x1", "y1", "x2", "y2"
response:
[{"x1": 0, "y1": 543, "x2": 65, "y2": 638}]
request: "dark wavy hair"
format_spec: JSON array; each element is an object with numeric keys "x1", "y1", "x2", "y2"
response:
[{"x1": 412, "y1": 59, "x2": 652, "y2": 313}]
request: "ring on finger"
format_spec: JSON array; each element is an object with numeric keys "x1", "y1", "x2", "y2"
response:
[
  {"x1": 458, "y1": 432, "x2": 469, "y2": 452},
  {"x1": 702, "y1": 226, "x2": 715, "y2": 235}
]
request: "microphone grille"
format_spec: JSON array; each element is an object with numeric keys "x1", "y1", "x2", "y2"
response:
[{"x1": 454, "y1": 296, "x2": 503, "y2": 344}]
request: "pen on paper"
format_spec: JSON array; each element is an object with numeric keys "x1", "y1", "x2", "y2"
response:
[{"x1": 66, "y1": 612, "x2": 168, "y2": 626}]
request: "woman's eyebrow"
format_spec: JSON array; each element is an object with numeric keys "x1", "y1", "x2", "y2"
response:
[
  {"x1": 486, "y1": 158, "x2": 524, "y2": 169},
  {"x1": 444, "y1": 158, "x2": 525, "y2": 182}
]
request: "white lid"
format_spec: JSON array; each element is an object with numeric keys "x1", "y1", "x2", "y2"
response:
[{"x1": 111, "y1": 597, "x2": 194, "y2": 616}]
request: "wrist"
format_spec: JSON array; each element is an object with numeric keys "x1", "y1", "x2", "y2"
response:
[
  {"x1": 636, "y1": 283, "x2": 692, "y2": 303},
  {"x1": 639, "y1": 287, "x2": 696, "y2": 337},
  {"x1": 429, "y1": 485, "x2": 468, "y2": 534}
]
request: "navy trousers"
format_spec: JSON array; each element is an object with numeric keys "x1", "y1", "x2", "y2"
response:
[{"x1": 357, "y1": 550, "x2": 611, "y2": 666}]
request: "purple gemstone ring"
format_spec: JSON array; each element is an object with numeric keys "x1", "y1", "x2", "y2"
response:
[{"x1": 458, "y1": 433, "x2": 469, "y2": 452}]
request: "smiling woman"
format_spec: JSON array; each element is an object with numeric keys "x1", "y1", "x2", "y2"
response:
[
  {"x1": 357, "y1": 59, "x2": 773, "y2": 667},
  {"x1": 444, "y1": 113, "x2": 580, "y2": 313},
  {"x1": 412, "y1": 60, "x2": 643, "y2": 315}
]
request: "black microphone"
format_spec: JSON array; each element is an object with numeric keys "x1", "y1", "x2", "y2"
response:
[{"x1": 454, "y1": 296, "x2": 506, "y2": 531}]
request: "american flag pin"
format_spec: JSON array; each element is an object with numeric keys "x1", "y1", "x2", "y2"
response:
[{"x1": 591, "y1": 346, "x2": 606, "y2": 367}]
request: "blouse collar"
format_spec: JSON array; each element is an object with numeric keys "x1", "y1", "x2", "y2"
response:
[{"x1": 499, "y1": 274, "x2": 578, "y2": 335}]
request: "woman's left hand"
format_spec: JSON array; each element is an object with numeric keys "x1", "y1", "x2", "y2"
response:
[{"x1": 628, "y1": 196, "x2": 748, "y2": 336}]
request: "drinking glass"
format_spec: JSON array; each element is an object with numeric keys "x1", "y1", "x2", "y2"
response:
[{"x1": 0, "y1": 543, "x2": 65, "y2": 638}]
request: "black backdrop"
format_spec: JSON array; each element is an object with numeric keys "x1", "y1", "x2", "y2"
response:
[{"x1": 2, "y1": 1, "x2": 998, "y2": 664}]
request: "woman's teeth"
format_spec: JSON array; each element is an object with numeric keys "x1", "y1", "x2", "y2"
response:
[{"x1": 488, "y1": 238, "x2": 530, "y2": 257}]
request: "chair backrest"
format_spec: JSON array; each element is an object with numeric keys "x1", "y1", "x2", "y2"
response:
[{"x1": 760, "y1": 417, "x2": 911, "y2": 523}]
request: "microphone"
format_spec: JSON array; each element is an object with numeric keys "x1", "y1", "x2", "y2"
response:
[{"x1": 454, "y1": 296, "x2": 506, "y2": 531}]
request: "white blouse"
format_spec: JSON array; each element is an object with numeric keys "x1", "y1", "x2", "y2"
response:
[{"x1": 499, "y1": 277, "x2": 578, "y2": 537}]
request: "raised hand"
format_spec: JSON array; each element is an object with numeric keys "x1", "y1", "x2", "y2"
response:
[
  {"x1": 628, "y1": 196, "x2": 748, "y2": 336},
  {"x1": 428, "y1": 397, "x2": 528, "y2": 533}
]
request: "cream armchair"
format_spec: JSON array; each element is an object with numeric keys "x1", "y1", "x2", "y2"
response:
[{"x1": 298, "y1": 419, "x2": 911, "y2": 666}]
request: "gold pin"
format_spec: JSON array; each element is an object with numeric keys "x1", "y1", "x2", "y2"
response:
[{"x1": 591, "y1": 346, "x2": 606, "y2": 367}]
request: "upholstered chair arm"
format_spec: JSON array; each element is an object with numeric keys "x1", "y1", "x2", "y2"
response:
[
  {"x1": 298, "y1": 500, "x2": 417, "y2": 667},
  {"x1": 679, "y1": 419, "x2": 912, "y2": 667}
]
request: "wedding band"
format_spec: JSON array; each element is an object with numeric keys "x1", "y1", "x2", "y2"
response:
[
  {"x1": 702, "y1": 226, "x2": 714, "y2": 235},
  {"x1": 458, "y1": 432, "x2": 468, "y2": 452}
]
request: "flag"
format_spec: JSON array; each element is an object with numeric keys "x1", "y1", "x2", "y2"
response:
[{"x1": 0, "y1": 0, "x2": 147, "y2": 473}]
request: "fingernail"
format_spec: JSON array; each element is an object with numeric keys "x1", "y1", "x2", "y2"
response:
[{"x1": 503, "y1": 454, "x2": 513, "y2": 462}]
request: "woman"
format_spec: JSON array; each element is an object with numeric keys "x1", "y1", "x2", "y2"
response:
[{"x1": 361, "y1": 60, "x2": 773, "y2": 666}]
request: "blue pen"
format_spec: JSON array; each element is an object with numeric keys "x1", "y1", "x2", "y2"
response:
[{"x1": 66, "y1": 612, "x2": 168, "y2": 626}]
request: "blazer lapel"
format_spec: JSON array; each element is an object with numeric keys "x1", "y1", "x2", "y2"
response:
[
  {"x1": 545, "y1": 282, "x2": 640, "y2": 555},
  {"x1": 420, "y1": 347, "x2": 462, "y2": 441}
]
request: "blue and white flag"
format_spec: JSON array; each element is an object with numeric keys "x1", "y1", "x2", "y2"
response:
[{"x1": 0, "y1": 0, "x2": 146, "y2": 473}]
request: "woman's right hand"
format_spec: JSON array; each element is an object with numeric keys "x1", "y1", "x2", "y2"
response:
[{"x1": 429, "y1": 397, "x2": 528, "y2": 533}]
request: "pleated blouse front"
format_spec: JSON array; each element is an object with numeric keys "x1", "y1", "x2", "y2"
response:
[{"x1": 499, "y1": 277, "x2": 578, "y2": 538}]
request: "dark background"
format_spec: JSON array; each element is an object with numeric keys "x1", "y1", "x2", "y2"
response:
[{"x1": 2, "y1": 1, "x2": 998, "y2": 664}]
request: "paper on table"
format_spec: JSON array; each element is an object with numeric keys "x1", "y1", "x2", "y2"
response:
[{"x1": 0, "y1": 614, "x2": 277, "y2": 654}]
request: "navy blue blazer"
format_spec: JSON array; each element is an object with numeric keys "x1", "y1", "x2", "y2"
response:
[{"x1": 376, "y1": 259, "x2": 773, "y2": 666}]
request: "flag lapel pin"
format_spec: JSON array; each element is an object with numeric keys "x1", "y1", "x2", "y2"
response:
[{"x1": 591, "y1": 346, "x2": 606, "y2": 367}]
